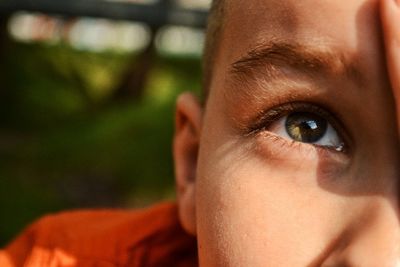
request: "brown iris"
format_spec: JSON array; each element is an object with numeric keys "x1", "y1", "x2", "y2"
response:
[{"x1": 285, "y1": 112, "x2": 328, "y2": 143}]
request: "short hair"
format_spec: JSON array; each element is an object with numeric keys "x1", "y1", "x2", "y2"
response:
[{"x1": 202, "y1": 0, "x2": 225, "y2": 100}]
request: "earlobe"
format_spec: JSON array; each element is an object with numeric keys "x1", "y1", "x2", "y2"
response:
[{"x1": 173, "y1": 92, "x2": 202, "y2": 236}]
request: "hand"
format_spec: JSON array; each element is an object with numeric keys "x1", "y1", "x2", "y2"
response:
[{"x1": 381, "y1": 0, "x2": 400, "y2": 132}]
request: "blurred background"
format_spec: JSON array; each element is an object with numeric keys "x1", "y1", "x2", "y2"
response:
[{"x1": 0, "y1": 0, "x2": 209, "y2": 245}]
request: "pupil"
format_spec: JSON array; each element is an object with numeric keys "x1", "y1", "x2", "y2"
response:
[{"x1": 285, "y1": 112, "x2": 328, "y2": 143}]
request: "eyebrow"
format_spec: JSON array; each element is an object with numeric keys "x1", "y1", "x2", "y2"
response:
[{"x1": 230, "y1": 40, "x2": 363, "y2": 86}]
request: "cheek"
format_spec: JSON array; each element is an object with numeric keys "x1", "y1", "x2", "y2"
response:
[{"x1": 196, "y1": 139, "x2": 348, "y2": 266}]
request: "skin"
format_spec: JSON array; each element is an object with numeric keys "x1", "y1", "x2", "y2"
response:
[{"x1": 174, "y1": 0, "x2": 400, "y2": 266}]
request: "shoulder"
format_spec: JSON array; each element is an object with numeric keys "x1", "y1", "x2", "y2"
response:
[{"x1": 0, "y1": 202, "x2": 197, "y2": 267}]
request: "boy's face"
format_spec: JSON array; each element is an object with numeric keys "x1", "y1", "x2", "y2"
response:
[{"x1": 175, "y1": 0, "x2": 400, "y2": 266}]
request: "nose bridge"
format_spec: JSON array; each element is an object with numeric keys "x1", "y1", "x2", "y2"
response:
[{"x1": 323, "y1": 197, "x2": 400, "y2": 267}]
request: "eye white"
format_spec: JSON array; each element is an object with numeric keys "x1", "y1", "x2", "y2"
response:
[{"x1": 268, "y1": 115, "x2": 344, "y2": 151}]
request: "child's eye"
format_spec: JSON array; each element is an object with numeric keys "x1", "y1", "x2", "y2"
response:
[{"x1": 268, "y1": 111, "x2": 345, "y2": 151}]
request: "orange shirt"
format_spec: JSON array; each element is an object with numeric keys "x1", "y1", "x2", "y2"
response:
[{"x1": 0, "y1": 202, "x2": 198, "y2": 267}]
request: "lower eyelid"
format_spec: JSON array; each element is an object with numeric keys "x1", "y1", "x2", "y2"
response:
[
  {"x1": 254, "y1": 130, "x2": 350, "y2": 164},
  {"x1": 257, "y1": 131, "x2": 315, "y2": 156},
  {"x1": 251, "y1": 131, "x2": 351, "y2": 182}
]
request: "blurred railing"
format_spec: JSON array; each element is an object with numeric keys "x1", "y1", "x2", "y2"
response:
[{"x1": 0, "y1": 0, "x2": 208, "y2": 28}]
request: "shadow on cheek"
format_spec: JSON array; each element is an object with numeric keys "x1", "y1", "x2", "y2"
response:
[{"x1": 315, "y1": 0, "x2": 397, "y2": 199}]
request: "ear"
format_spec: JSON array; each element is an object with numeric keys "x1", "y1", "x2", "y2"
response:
[{"x1": 173, "y1": 92, "x2": 202, "y2": 236}]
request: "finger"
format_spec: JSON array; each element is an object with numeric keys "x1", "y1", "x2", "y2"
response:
[{"x1": 381, "y1": 0, "x2": 400, "y2": 121}]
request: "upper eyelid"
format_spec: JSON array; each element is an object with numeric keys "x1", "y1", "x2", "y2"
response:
[{"x1": 245, "y1": 102, "x2": 331, "y2": 135}]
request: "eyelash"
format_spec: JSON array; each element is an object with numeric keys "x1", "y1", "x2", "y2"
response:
[{"x1": 245, "y1": 102, "x2": 349, "y2": 154}]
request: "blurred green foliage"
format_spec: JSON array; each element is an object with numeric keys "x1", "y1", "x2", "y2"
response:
[{"x1": 0, "y1": 41, "x2": 202, "y2": 245}]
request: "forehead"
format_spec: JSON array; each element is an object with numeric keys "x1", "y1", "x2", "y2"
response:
[
  {"x1": 210, "y1": 0, "x2": 383, "y2": 97},
  {"x1": 220, "y1": 0, "x2": 380, "y2": 57},
  {"x1": 224, "y1": 0, "x2": 377, "y2": 41}
]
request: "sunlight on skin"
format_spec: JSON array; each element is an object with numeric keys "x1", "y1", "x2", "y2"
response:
[{"x1": 175, "y1": 0, "x2": 400, "y2": 265}]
